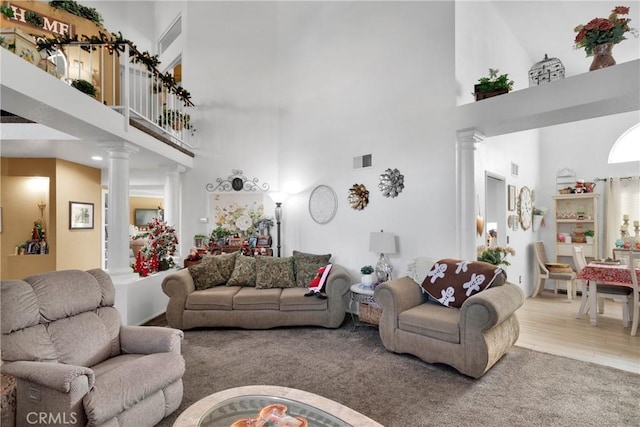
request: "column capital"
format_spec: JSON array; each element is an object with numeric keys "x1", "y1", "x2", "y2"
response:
[
  {"x1": 99, "y1": 142, "x2": 139, "y2": 156},
  {"x1": 159, "y1": 163, "x2": 187, "y2": 174},
  {"x1": 456, "y1": 129, "x2": 485, "y2": 147}
]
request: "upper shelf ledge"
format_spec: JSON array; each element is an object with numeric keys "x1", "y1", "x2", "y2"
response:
[{"x1": 456, "y1": 59, "x2": 639, "y2": 137}]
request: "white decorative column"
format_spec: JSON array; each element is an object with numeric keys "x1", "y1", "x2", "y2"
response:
[
  {"x1": 162, "y1": 163, "x2": 185, "y2": 229},
  {"x1": 456, "y1": 129, "x2": 484, "y2": 260},
  {"x1": 100, "y1": 142, "x2": 139, "y2": 279}
]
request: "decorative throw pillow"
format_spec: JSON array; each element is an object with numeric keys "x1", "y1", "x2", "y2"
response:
[
  {"x1": 212, "y1": 251, "x2": 238, "y2": 281},
  {"x1": 292, "y1": 250, "x2": 332, "y2": 287},
  {"x1": 188, "y1": 258, "x2": 226, "y2": 290},
  {"x1": 421, "y1": 258, "x2": 506, "y2": 308},
  {"x1": 255, "y1": 257, "x2": 296, "y2": 289},
  {"x1": 226, "y1": 254, "x2": 256, "y2": 287},
  {"x1": 294, "y1": 260, "x2": 327, "y2": 287}
]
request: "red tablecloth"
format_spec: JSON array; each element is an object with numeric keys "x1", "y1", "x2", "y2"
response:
[{"x1": 577, "y1": 263, "x2": 639, "y2": 287}]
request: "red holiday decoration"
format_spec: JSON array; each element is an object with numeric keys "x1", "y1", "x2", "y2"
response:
[{"x1": 132, "y1": 218, "x2": 178, "y2": 276}]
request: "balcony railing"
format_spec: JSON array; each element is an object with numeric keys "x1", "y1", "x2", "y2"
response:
[{"x1": 42, "y1": 39, "x2": 196, "y2": 151}]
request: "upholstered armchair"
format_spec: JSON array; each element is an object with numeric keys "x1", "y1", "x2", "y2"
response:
[
  {"x1": 1, "y1": 269, "x2": 185, "y2": 427},
  {"x1": 374, "y1": 258, "x2": 524, "y2": 378}
]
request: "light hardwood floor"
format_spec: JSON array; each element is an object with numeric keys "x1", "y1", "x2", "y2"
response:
[{"x1": 516, "y1": 291, "x2": 640, "y2": 374}]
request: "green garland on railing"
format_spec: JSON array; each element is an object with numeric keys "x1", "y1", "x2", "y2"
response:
[
  {"x1": 49, "y1": 1, "x2": 103, "y2": 26},
  {"x1": 0, "y1": 2, "x2": 15, "y2": 18},
  {"x1": 36, "y1": 31, "x2": 194, "y2": 106}
]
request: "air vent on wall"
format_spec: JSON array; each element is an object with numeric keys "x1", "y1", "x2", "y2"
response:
[
  {"x1": 353, "y1": 154, "x2": 372, "y2": 169},
  {"x1": 511, "y1": 162, "x2": 519, "y2": 177}
]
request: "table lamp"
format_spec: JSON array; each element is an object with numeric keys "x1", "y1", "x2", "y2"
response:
[{"x1": 369, "y1": 230, "x2": 397, "y2": 283}]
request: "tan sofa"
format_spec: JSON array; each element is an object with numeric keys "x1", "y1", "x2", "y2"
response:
[
  {"x1": 374, "y1": 263, "x2": 524, "y2": 378},
  {"x1": 1, "y1": 269, "x2": 185, "y2": 426},
  {"x1": 162, "y1": 262, "x2": 351, "y2": 330}
]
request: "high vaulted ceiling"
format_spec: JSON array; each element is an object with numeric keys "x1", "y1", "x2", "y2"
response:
[{"x1": 1, "y1": 1, "x2": 638, "y2": 197}]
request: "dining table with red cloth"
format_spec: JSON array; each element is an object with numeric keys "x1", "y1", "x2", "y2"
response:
[{"x1": 576, "y1": 262, "x2": 639, "y2": 326}]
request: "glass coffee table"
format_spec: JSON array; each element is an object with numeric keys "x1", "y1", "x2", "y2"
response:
[{"x1": 173, "y1": 385, "x2": 383, "y2": 427}]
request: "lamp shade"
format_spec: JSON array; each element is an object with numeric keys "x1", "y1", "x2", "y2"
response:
[
  {"x1": 608, "y1": 123, "x2": 640, "y2": 163},
  {"x1": 269, "y1": 192, "x2": 289, "y2": 204},
  {"x1": 369, "y1": 231, "x2": 396, "y2": 254}
]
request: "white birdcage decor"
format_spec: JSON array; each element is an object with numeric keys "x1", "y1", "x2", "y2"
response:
[{"x1": 528, "y1": 54, "x2": 565, "y2": 87}]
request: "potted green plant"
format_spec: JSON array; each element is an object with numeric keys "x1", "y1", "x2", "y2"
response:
[
  {"x1": 194, "y1": 233, "x2": 207, "y2": 247},
  {"x1": 532, "y1": 207, "x2": 547, "y2": 231},
  {"x1": 71, "y1": 79, "x2": 96, "y2": 97},
  {"x1": 474, "y1": 68, "x2": 514, "y2": 101},
  {"x1": 361, "y1": 265, "x2": 375, "y2": 287},
  {"x1": 477, "y1": 245, "x2": 516, "y2": 266},
  {"x1": 584, "y1": 229, "x2": 595, "y2": 244},
  {"x1": 157, "y1": 108, "x2": 195, "y2": 135},
  {"x1": 17, "y1": 242, "x2": 27, "y2": 255},
  {"x1": 210, "y1": 226, "x2": 230, "y2": 246}
]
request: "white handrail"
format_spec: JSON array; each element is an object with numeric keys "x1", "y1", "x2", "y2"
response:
[{"x1": 58, "y1": 42, "x2": 195, "y2": 150}]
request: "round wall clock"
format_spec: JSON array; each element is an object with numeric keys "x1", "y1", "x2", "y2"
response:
[
  {"x1": 308, "y1": 185, "x2": 338, "y2": 224},
  {"x1": 519, "y1": 186, "x2": 533, "y2": 230}
]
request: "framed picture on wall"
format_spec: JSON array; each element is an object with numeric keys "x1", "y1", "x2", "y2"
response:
[
  {"x1": 507, "y1": 185, "x2": 516, "y2": 211},
  {"x1": 69, "y1": 201, "x2": 94, "y2": 229}
]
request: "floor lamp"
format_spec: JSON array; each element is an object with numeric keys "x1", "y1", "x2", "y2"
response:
[
  {"x1": 369, "y1": 230, "x2": 397, "y2": 283},
  {"x1": 269, "y1": 192, "x2": 288, "y2": 257}
]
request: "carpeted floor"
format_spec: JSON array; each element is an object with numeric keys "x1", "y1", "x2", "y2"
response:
[{"x1": 149, "y1": 315, "x2": 640, "y2": 427}]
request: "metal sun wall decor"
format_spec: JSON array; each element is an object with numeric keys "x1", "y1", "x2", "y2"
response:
[
  {"x1": 205, "y1": 169, "x2": 270, "y2": 193},
  {"x1": 348, "y1": 183, "x2": 369, "y2": 210},
  {"x1": 378, "y1": 168, "x2": 405, "y2": 198}
]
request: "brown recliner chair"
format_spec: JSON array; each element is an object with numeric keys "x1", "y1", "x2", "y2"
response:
[
  {"x1": 1, "y1": 269, "x2": 185, "y2": 426},
  {"x1": 374, "y1": 258, "x2": 524, "y2": 378}
]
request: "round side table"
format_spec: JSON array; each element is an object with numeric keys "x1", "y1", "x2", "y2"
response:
[
  {"x1": 1, "y1": 373, "x2": 16, "y2": 427},
  {"x1": 349, "y1": 283, "x2": 380, "y2": 329}
]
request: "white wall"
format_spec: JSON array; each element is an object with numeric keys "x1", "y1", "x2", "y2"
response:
[
  {"x1": 275, "y1": 1, "x2": 457, "y2": 279},
  {"x1": 86, "y1": 1, "x2": 156, "y2": 53},
  {"x1": 455, "y1": 1, "x2": 532, "y2": 106},
  {"x1": 179, "y1": 1, "x2": 280, "y2": 247},
  {"x1": 477, "y1": 130, "x2": 541, "y2": 295},
  {"x1": 456, "y1": 1, "x2": 542, "y2": 295},
  {"x1": 173, "y1": 1, "x2": 459, "y2": 282}
]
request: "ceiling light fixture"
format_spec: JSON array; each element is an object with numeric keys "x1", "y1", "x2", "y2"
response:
[{"x1": 91, "y1": 156, "x2": 103, "y2": 161}]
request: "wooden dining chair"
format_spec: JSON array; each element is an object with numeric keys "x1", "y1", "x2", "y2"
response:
[
  {"x1": 573, "y1": 246, "x2": 632, "y2": 326},
  {"x1": 532, "y1": 241, "x2": 575, "y2": 300},
  {"x1": 628, "y1": 252, "x2": 639, "y2": 336}
]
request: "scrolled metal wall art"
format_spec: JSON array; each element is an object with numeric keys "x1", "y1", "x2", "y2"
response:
[{"x1": 205, "y1": 169, "x2": 270, "y2": 192}]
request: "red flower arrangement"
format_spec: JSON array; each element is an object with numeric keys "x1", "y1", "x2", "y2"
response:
[
  {"x1": 574, "y1": 6, "x2": 637, "y2": 56},
  {"x1": 133, "y1": 218, "x2": 178, "y2": 276}
]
